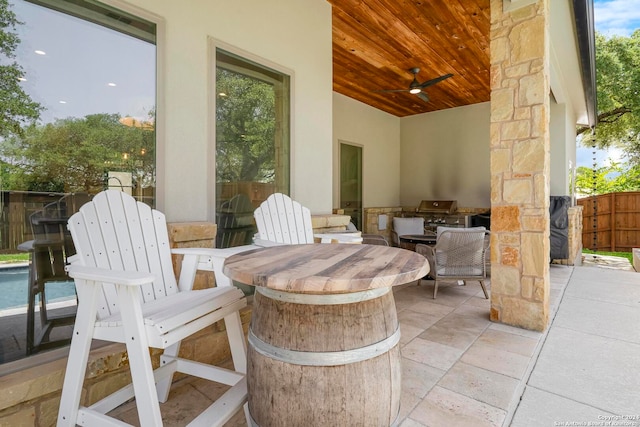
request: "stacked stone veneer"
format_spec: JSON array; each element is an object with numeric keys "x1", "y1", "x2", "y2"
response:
[
  {"x1": 551, "y1": 205, "x2": 584, "y2": 266},
  {"x1": 490, "y1": 0, "x2": 551, "y2": 331}
]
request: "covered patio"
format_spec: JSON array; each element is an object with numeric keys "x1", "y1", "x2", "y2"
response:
[{"x1": 0, "y1": 0, "x2": 605, "y2": 425}]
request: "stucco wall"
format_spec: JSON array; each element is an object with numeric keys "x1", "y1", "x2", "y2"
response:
[
  {"x1": 399, "y1": 102, "x2": 491, "y2": 209},
  {"x1": 332, "y1": 93, "x2": 401, "y2": 208},
  {"x1": 550, "y1": 98, "x2": 578, "y2": 197},
  {"x1": 106, "y1": 0, "x2": 334, "y2": 220}
]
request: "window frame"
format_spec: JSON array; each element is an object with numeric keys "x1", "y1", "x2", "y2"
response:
[{"x1": 208, "y1": 38, "x2": 294, "y2": 224}]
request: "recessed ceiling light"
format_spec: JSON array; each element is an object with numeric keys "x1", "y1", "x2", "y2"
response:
[
  {"x1": 107, "y1": 82, "x2": 117, "y2": 87},
  {"x1": 59, "y1": 100, "x2": 67, "y2": 104},
  {"x1": 34, "y1": 50, "x2": 46, "y2": 55}
]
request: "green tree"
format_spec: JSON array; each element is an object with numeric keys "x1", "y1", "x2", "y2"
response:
[
  {"x1": 578, "y1": 31, "x2": 640, "y2": 151},
  {"x1": 1, "y1": 113, "x2": 155, "y2": 192},
  {"x1": 215, "y1": 68, "x2": 276, "y2": 183},
  {"x1": 0, "y1": 0, "x2": 42, "y2": 137},
  {"x1": 575, "y1": 163, "x2": 640, "y2": 196}
]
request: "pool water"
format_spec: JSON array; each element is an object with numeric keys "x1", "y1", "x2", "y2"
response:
[{"x1": 0, "y1": 267, "x2": 76, "y2": 310}]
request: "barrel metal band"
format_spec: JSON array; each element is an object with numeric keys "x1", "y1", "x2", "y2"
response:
[
  {"x1": 255, "y1": 286, "x2": 389, "y2": 305},
  {"x1": 248, "y1": 327, "x2": 400, "y2": 366},
  {"x1": 249, "y1": 404, "x2": 400, "y2": 427}
]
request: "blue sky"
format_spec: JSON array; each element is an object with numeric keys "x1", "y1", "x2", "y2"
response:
[
  {"x1": 576, "y1": 0, "x2": 639, "y2": 169},
  {"x1": 13, "y1": 1, "x2": 155, "y2": 125},
  {"x1": 593, "y1": 0, "x2": 640, "y2": 37}
]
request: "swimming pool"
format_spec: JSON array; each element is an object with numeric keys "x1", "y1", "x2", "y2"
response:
[{"x1": 0, "y1": 266, "x2": 76, "y2": 311}]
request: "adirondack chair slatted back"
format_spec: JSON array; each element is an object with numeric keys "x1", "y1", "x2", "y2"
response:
[
  {"x1": 254, "y1": 193, "x2": 315, "y2": 244},
  {"x1": 68, "y1": 190, "x2": 177, "y2": 319}
]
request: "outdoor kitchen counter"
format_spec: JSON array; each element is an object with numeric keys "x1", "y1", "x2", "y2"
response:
[{"x1": 223, "y1": 243, "x2": 429, "y2": 426}]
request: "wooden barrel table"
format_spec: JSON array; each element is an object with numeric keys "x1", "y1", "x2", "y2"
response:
[{"x1": 223, "y1": 244, "x2": 429, "y2": 427}]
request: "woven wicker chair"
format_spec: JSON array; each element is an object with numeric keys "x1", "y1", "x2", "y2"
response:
[{"x1": 416, "y1": 228, "x2": 489, "y2": 299}]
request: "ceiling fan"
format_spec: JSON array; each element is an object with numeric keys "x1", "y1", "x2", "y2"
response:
[{"x1": 377, "y1": 67, "x2": 453, "y2": 102}]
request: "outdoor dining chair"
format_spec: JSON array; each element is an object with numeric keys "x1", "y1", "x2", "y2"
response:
[
  {"x1": 57, "y1": 190, "x2": 249, "y2": 427},
  {"x1": 415, "y1": 227, "x2": 490, "y2": 299},
  {"x1": 391, "y1": 216, "x2": 430, "y2": 247}
]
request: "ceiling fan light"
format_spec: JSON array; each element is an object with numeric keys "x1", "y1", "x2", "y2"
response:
[{"x1": 409, "y1": 88, "x2": 421, "y2": 94}]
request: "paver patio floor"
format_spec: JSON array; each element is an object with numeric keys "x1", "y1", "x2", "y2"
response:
[{"x1": 110, "y1": 260, "x2": 639, "y2": 426}]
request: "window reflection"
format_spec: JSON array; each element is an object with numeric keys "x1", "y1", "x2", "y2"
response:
[
  {"x1": 215, "y1": 49, "x2": 290, "y2": 249},
  {"x1": 0, "y1": 0, "x2": 156, "y2": 364}
]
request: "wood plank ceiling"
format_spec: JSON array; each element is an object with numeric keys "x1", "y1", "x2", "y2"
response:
[{"x1": 329, "y1": 0, "x2": 491, "y2": 117}]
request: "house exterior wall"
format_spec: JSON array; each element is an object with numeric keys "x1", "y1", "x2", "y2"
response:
[
  {"x1": 103, "y1": 0, "x2": 334, "y2": 220},
  {"x1": 400, "y1": 102, "x2": 491, "y2": 209},
  {"x1": 550, "y1": 100, "x2": 568, "y2": 196},
  {"x1": 332, "y1": 93, "x2": 402, "y2": 208}
]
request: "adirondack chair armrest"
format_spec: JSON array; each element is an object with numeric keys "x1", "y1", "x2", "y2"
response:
[
  {"x1": 253, "y1": 237, "x2": 285, "y2": 247},
  {"x1": 17, "y1": 240, "x2": 35, "y2": 252},
  {"x1": 171, "y1": 245, "x2": 259, "y2": 260},
  {"x1": 313, "y1": 233, "x2": 363, "y2": 244},
  {"x1": 172, "y1": 246, "x2": 259, "y2": 289},
  {"x1": 66, "y1": 264, "x2": 156, "y2": 287}
]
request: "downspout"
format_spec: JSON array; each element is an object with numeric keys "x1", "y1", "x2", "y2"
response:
[{"x1": 572, "y1": 0, "x2": 598, "y2": 127}]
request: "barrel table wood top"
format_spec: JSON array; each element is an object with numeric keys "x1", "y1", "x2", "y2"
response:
[{"x1": 223, "y1": 243, "x2": 430, "y2": 294}]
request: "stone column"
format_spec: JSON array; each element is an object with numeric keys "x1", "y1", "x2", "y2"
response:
[{"x1": 489, "y1": 0, "x2": 551, "y2": 331}]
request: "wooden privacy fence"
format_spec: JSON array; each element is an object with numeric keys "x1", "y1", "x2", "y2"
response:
[{"x1": 578, "y1": 192, "x2": 640, "y2": 252}]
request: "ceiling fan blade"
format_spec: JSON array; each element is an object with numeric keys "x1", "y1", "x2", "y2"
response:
[
  {"x1": 418, "y1": 73, "x2": 453, "y2": 89},
  {"x1": 417, "y1": 92, "x2": 430, "y2": 102},
  {"x1": 375, "y1": 89, "x2": 411, "y2": 93}
]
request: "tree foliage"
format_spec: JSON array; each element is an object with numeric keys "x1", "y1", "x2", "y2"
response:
[
  {"x1": 215, "y1": 68, "x2": 275, "y2": 183},
  {"x1": 0, "y1": 0, "x2": 42, "y2": 137},
  {"x1": 575, "y1": 163, "x2": 640, "y2": 196},
  {"x1": 578, "y1": 31, "x2": 640, "y2": 154},
  {"x1": 0, "y1": 113, "x2": 155, "y2": 192}
]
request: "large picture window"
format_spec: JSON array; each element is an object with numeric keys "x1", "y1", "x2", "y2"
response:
[
  {"x1": 0, "y1": 0, "x2": 156, "y2": 365},
  {"x1": 214, "y1": 48, "x2": 290, "y2": 248}
]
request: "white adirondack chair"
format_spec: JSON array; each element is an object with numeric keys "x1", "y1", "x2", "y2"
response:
[
  {"x1": 57, "y1": 190, "x2": 249, "y2": 427},
  {"x1": 253, "y1": 193, "x2": 362, "y2": 246}
]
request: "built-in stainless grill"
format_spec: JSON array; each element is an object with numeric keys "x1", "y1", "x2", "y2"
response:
[{"x1": 415, "y1": 200, "x2": 472, "y2": 232}]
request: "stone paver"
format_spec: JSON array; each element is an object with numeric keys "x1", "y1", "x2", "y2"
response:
[
  {"x1": 408, "y1": 386, "x2": 506, "y2": 427},
  {"x1": 528, "y1": 326, "x2": 640, "y2": 416},
  {"x1": 511, "y1": 387, "x2": 616, "y2": 427},
  {"x1": 438, "y1": 362, "x2": 520, "y2": 410}
]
